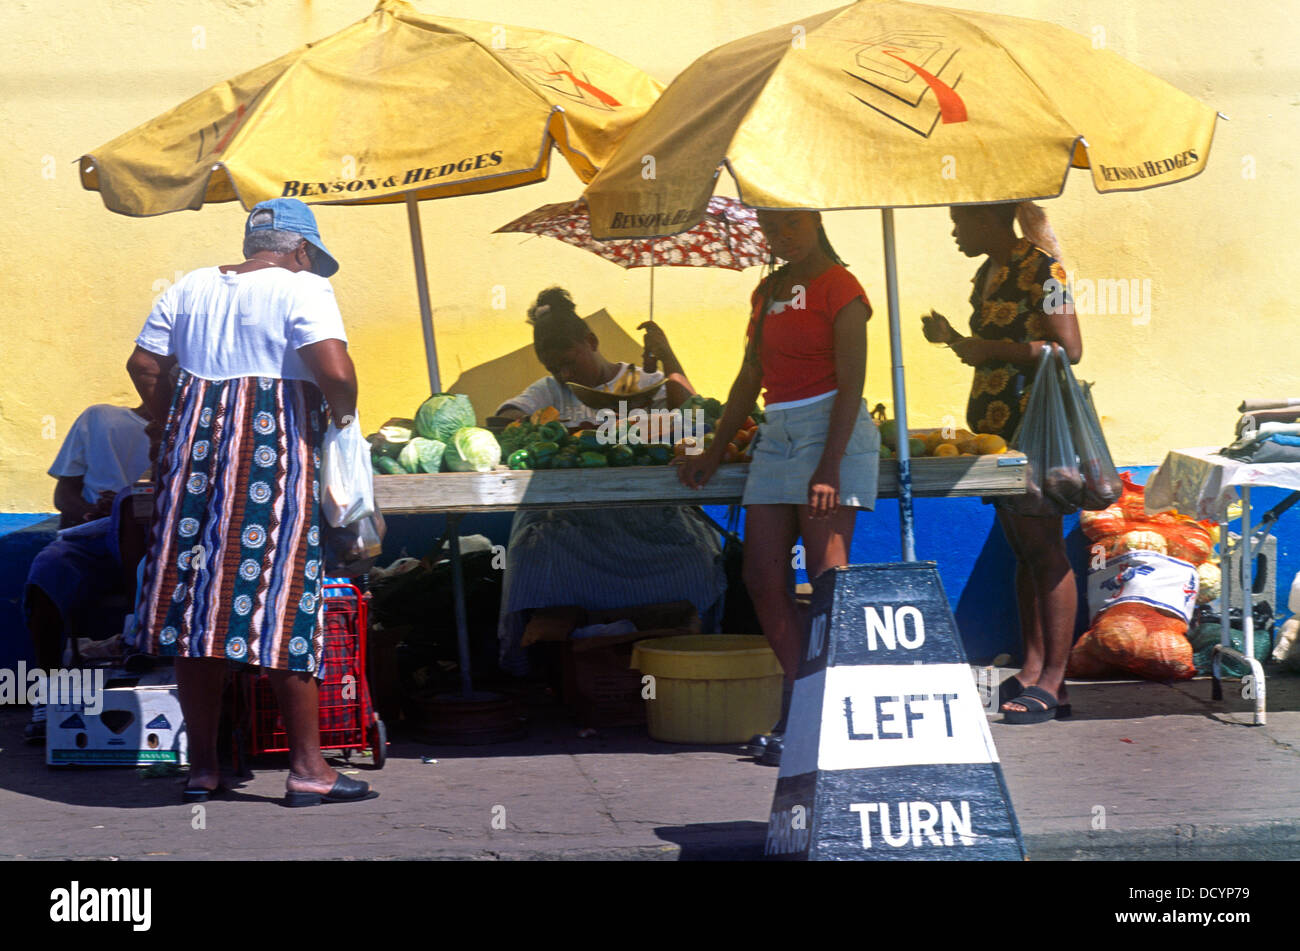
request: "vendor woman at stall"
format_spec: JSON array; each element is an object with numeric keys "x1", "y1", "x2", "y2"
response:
[{"x1": 494, "y1": 287, "x2": 726, "y2": 674}]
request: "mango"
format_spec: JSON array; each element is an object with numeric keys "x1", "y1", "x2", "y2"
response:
[{"x1": 974, "y1": 433, "x2": 1008, "y2": 454}]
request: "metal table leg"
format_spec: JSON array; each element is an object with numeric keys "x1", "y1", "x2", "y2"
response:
[
  {"x1": 415, "y1": 515, "x2": 525, "y2": 744},
  {"x1": 1211, "y1": 516, "x2": 1228, "y2": 701},
  {"x1": 1213, "y1": 487, "x2": 1266, "y2": 725},
  {"x1": 447, "y1": 513, "x2": 473, "y2": 698}
]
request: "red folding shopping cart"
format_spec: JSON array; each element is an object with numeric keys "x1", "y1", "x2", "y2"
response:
[{"x1": 233, "y1": 581, "x2": 387, "y2": 771}]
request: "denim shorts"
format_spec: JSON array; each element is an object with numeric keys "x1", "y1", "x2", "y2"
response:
[{"x1": 741, "y1": 396, "x2": 880, "y2": 508}]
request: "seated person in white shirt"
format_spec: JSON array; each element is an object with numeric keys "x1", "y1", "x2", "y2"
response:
[
  {"x1": 49, "y1": 402, "x2": 153, "y2": 528},
  {"x1": 494, "y1": 287, "x2": 727, "y2": 675},
  {"x1": 23, "y1": 401, "x2": 153, "y2": 741}
]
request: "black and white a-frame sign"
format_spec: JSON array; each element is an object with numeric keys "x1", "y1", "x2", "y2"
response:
[{"x1": 764, "y1": 562, "x2": 1025, "y2": 860}]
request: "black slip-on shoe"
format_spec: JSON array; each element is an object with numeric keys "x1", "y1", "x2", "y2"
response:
[
  {"x1": 742, "y1": 732, "x2": 783, "y2": 766},
  {"x1": 283, "y1": 774, "x2": 378, "y2": 808}
]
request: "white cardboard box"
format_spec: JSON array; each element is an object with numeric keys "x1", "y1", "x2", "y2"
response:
[{"x1": 46, "y1": 669, "x2": 188, "y2": 766}]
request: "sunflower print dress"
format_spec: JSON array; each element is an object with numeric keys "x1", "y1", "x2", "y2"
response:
[{"x1": 964, "y1": 237, "x2": 1071, "y2": 441}]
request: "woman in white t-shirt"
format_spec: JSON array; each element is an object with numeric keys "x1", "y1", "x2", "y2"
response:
[
  {"x1": 493, "y1": 287, "x2": 726, "y2": 674},
  {"x1": 126, "y1": 198, "x2": 374, "y2": 807}
]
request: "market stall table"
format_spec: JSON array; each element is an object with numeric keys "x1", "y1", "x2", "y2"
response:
[
  {"x1": 374, "y1": 454, "x2": 1028, "y2": 513},
  {"x1": 1144, "y1": 446, "x2": 1298, "y2": 725},
  {"x1": 373, "y1": 454, "x2": 1027, "y2": 699}
]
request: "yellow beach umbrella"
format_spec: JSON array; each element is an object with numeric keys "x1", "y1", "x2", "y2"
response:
[
  {"x1": 584, "y1": 0, "x2": 1219, "y2": 558},
  {"x1": 79, "y1": 0, "x2": 662, "y2": 393}
]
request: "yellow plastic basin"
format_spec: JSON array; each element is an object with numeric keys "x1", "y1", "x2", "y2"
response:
[{"x1": 630, "y1": 635, "x2": 783, "y2": 744}]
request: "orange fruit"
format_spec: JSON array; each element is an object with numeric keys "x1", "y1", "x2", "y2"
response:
[{"x1": 974, "y1": 433, "x2": 1008, "y2": 454}]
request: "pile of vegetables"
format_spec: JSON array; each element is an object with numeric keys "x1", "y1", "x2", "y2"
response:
[
  {"x1": 496, "y1": 398, "x2": 762, "y2": 471},
  {"x1": 678, "y1": 394, "x2": 724, "y2": 425},
  {"x1": 370, "y1": 392, "x2": 765, "y2": 474},
  {"x1": 498, "y1": 406, "x2": 676, "y2": 470},
  {"x1": 369, "y1": 394, "x2": 502, "y2": 475}
]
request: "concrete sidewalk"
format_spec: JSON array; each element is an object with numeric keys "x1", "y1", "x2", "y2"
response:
[{"x1": 2, "y1": 672, "x2": 1299, "y2": 861}]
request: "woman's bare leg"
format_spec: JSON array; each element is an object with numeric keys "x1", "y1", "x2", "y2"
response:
[
  {"x1": 999, "y1": 510, "x2": 1075, "y2": 712},
  {"x1": 742, "y1": 505, "x2": 803, "y2": 684},
  {"x1": 175, "y1": 657, "x2": 228, "y2": 791},
  {"x1": 797, "y1": 505, "x2": 857, "y2": 580},
  {"x1": 266, "y1": 669, "x2": 343, "y2": 794},
  {"x1": 996, "y1": 509, "x2": 1044, "y2": 686}
]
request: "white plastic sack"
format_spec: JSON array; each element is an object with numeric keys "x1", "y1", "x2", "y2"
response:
[
  {"x1": 321, "y1": 418, "x2": 375, "y2": 528},
  {"x1": 1087, "y1": 550, "x2": 1198, "y2": 624},
  {"x1": 1287, "y1": 570, "x2": 1300, "y2": 614}
]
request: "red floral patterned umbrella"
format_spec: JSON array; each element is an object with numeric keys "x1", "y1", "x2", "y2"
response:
[
  {"x1": 494, "y1": 195, "x2": 769, "y2": 270},
  {"x1": 494, "y1": 195, "x2": 769, "y2": 322}
]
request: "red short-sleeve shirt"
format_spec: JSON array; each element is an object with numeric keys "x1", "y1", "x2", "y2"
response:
[{"x1": 746, "y1": 265, "x2": 870, "y2": 405}]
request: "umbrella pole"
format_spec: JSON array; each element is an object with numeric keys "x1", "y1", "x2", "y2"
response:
[
  {"x1": 881, "y1": 208, "x2": 917, "y2": 562},
  {"x1": 405, "y1": 193, "x2": 441, "y2": 395}
]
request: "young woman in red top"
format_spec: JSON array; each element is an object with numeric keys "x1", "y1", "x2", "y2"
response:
[{"x1": 679, "y1": 209, "x2": 879, "y2": 762}]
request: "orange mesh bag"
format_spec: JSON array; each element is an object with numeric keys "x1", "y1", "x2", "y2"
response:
[
  {"x1": 1067, "y1": 629, "x2": 1125, "y2": 678},
  {"x1": 1089, "y1": 604, "x2": 1196, "y2": 680},
  {"x1": 1091, "y1": 534, "x2": 1126, "y2": 560},
  {"x1": 1162, "y1": 523, "x2": 1214, "y2": 565},
  {"x1": 1093, "y1": 530, "x2": 1167, "y2": 559},
  {"x1": 1080, "y1": 504, "x2": 1126, "y2": 541},
  {"x1": 1117, "y1": 472, "x2": 1148, "y2": 522},
  {"x1": 1093, "y1": 521, "x2": 1213, "y2": 565}
]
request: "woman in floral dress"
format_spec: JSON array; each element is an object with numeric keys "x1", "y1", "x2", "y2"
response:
[{"x1": 923, "y1": 202, "x2": 1081, "y2": 724}]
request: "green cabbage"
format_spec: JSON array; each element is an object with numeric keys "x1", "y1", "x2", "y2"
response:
[
  {"x1": 399, "y1": 436, "x2": 446, "y2": 474},
  {"x1": 444, "y1": 426, "x2": 501, "y2": 472},
  {"x1": 414, "y1": 394, "x2": 476, "y2": 444},
  {"x1": 369, "y1": 418, "x2": 415, "y2": 459}
]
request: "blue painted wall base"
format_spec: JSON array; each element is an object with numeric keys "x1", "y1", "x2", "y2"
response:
[{"x1": 5, "y1": 464, "x2": 1295, "y2": 670}]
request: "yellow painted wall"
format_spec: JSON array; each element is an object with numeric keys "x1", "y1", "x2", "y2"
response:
[{"x1": 1, "y1": 0, "x2": 1293, "y2": 511}]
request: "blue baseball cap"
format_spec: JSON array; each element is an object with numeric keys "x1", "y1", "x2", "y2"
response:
[{"x1": 245, "y1": 198, "x2": 339, "y2": 278}]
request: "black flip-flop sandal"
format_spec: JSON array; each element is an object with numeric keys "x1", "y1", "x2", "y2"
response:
[
  {"x1": 284, "y1": 774, "x2": 378, "y2": 808},
  {"x1": 998, "y1": 675, "x2": 1025, "y2": 706},
  {"x1": 1001, "y1": 685, "x2": 1059, "y2": 724}
]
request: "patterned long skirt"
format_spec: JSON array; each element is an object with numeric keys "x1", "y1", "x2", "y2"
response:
[{"x1": 135, "y1": 371, "x2": 327, "y2": 674}]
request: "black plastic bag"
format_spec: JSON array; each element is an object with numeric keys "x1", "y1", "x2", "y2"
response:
[{"x1": 322, "y1": 508, "x2": 386, "y2": 577}]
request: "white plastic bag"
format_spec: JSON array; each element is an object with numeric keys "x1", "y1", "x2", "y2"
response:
[
  {"x1": 321, "y1": 417, "x2": 375, "y2": 528},
  {"x1": 1287, "y1": 570, "x2": 1300, "y2": 614}
]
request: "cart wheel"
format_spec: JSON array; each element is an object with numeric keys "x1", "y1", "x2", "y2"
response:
[{"x1": 369, "y1": 718, "x2": 387, "y2": 769}]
